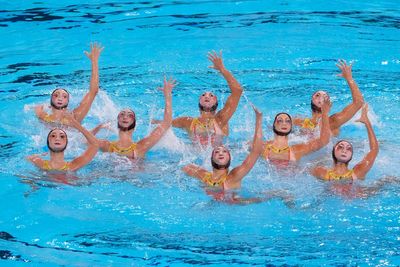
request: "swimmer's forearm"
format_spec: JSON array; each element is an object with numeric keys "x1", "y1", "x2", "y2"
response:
[
  {"x1": 162, "y1": 92, "x2": 172, "y2": 125},
  {"x1": 89, "y1": 59, "x2": 99, "y2": 93},
  {"x1": 219, "y1": 68, "x2": 242, "y2": 93},
  {"x1": 346, "y1": 77, "x2": 364, "y2": 104},
  {"x1": 365, "y1": 119, "x2": 378, "y2": 152},
  {"x1": 320, "y1": 110, "x2": 330, "y2": 145},
  {"x1": 75, "y1": 123, "x2": 99, "y2": 148}
]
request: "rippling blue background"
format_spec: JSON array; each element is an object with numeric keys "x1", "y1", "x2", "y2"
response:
[{"x1": 0, "y1": 0, "x2": 399, "y2": 266}]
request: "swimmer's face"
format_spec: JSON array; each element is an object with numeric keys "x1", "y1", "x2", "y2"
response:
[
  {"x1": 312, "y1": 90, "x2": 329, "y2": 108},
  {"x1": 48, "y1": 129, "x2": 67, "y2": 152},
  {"x1": 199, "y1": 92, "x2": 217, "y2": 110},
  {"x1": 274, "y1": 114, "x2": 292, "y2": 134},
  {"x1": 334, "y1": 141, "x2": 353, "y2": 164},
  {"x1": 51, "y1": 89, "x2": 69, "y2": 109},
  {"x1": 212, "y1": 146, "x2": 231, "y2": 166},
  {"x1": 118, "y1": 109, "x2": 135, "y2": 128}
]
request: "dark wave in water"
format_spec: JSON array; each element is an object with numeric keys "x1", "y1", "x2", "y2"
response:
[
  {"x1": 1, "y1": 2, "x2": 400, "y2": 31},
  {"x1": 2, "y1": 226, "x2": 398, "y2": 265}
]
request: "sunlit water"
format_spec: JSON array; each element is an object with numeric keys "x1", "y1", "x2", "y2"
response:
[{"x1": 0, "y1": 1, "x2": 399, "y2": 266}]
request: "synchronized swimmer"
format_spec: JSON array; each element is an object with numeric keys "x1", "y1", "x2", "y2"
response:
[{"x1": 27, "y1": 44, "x2": 392, "y2": 202}]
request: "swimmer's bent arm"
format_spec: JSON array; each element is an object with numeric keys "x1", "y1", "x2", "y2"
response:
[
  {"x1": 34, "y1": 105, "x2": 49, "y2": 121},
  {"x1": 26, "y1": 154, "x2": 45, "y2": 169},
  {"x1": 182, "y1": 164, "x2": 208, "y2": 181},
  {"x1": 353, "y1": 104, "x2": 378, "y2": 180},
  {"x1": 171, "y1": 117, "x2": 194, "y2": 131},
  {"x1": 329, "y1": 60, "x2": 364, "y2": 130},
  {"x1": 67, "y1": 115, "x2": 99, "y2": 171},
  {"x1": 292, "y1": 100, "x2": 331, "y2": 160},
  {"x1": 227, "y1": 106, "x2": 263, "y2": 188},
  {"x1": 73, "y1": 43, "x2": 103, "y2": 123},
  {"x1": 293, "y1": 117, "x2": 305, "y2": 127},
  {"x1": 311, "y1": 166, "x2": 329, "y2": 180},
  {"x1": 207, "y1": 51, "x2": 242, "y2": 127},
  {"x1": 136, "y1": 77, "x2": 176, "y2": 157}
]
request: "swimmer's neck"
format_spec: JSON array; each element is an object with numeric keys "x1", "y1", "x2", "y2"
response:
[
  {"x1": 50, "y1": 151, "x2": 65, "y2": 163},
  {"x1": 118, "y1": 130, "x2": 134, "y2": 143},
  {"x1": 212, "y1": 168, "x2": 228, "y2": 177},
  {"x1": 51, "y1": 107, "x2": 69, "y2": 117},
  {"x1": 311, "y1": 111, "x2": 322, "y2": 121},
  {"x1": 199, "y1": 111, "x2": 216, "y2": 119},
  {"x1": 333, "y1": 162, "x2": 350, "y2": 173},
  {"x1": 272, "y1": 135, "x2": 289, "y2": 146}
]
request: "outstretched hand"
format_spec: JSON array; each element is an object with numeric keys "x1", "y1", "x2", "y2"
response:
[
  {"x1": 158, "y1": 76, "x2": 177, "y2": 95},
  {"x1": 336, "y1": 59, "x2": 353, "y2": 80},
  {"x1": 84, "y1": 42, "x2": 104, "y2": 62},
  {"x1": 208, "y1": 50, "x2": 225, "y2": 72},
  {"x1": 355, "y1": 104, "x2": 369, "y2": 124},
  {"x1": 250, "y1": 103, "x2": 262, "y2": 119}
]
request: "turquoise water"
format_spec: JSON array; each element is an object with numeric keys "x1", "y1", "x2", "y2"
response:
[{"x1": 1, "y1": 1, "x2": 400, "y2": 266}]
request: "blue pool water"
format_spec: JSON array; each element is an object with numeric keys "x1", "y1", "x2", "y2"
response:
[{"x1": 1, "y1": 0, "x2": 400, "y2": 266}]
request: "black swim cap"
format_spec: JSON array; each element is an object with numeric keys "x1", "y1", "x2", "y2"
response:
[
  {"x1": 117, "y1": 109, "x2": 136, "y2": 132},
  {"x1": 273, "y1": 112, "x2": 292, "y2": 136},
  {"x1": 47, "y1": 128, "x2": 68, "y2": 153},
  {"x1": 332, "y1": 140, "x2": 353, "y2": 165},
  {"x1": 50, "y1": 88, "x2": 69, "y2": 110}
]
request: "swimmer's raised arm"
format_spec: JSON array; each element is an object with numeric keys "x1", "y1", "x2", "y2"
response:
[
  {"x1": 63, "y1": 113, "x2": 99, "y2": 171},
  {"x1": 292, "y1": 98, "x2": 331, "y2": 160},
  {"x1": 136, "y1": 77, "x2": 176, "y2": 157},
  {"x1": 227, "y1": 106, "x2": 263, "y2": 186},
  {"x1": 353, "y1": 104, "x2": 379, "y2": 180},
  {"x1": 208, "y1": 51, "x2": 243, "y2": 126},
  {"x1": 90, "y1": 122, "x2": 111, "y2": 136},
  {"x1": 329, "y1": 60, "x2": 364, "y2": 130},
  {"x1": 73, "y1": 42, "x2": 104, "y2": 122}
]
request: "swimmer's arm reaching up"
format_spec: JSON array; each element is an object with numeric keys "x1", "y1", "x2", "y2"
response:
[
  {"x1": 73, "y1": 43, "x2": 104, "y2": 123},
  {"x1": 352, "y1": 104, "x2": 379, "y2": 180},
  {"x1": 136, "y1": 77, "x2": 176, "y2": 157},
  {"x1": 226, "y1": 106, "x2": 263, "y2": 188},
  {"x1": 329, "y1": 60, "x2": 364, "y2": 130},
  {"x1": 63, "y1": 113, "x2": 99, "y2": 171},
  {"x1": 292, "y1": 99, "x2": 331, "y2": 160},
  {"x1": 182, "y1": 164, "x2": 208, "y2": 181},
  {"x1": 208, "y1": 51, "x2": 243, "y2": 127}
]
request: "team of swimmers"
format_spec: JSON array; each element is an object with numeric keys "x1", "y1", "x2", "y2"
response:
[{"x1": 27, "y1": 43, "x2": 384, "y2": 200}]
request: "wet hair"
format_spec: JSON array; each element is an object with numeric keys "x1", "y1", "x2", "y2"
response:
[
  {"x1": 273, "y1": 112, "x2": 292, "y2": 136},
  {"x1": 332, "y1": 140, "x2": 353, "y2": 165},
  {"x1": 47, "y1": 128, "x2": 68, "y2": 153},
  {"x1": 199, "y1": 92, "x2": 218, "y2": 113},
  {"x1": 211, "y1": 146, "x2": 231, "y2": 170},
  {"x1": 117, "y1": 109, "x2": 136, "y2": 132},
  {"x1": 50, "y1": 88, "x2": 69, "y2": 110}
]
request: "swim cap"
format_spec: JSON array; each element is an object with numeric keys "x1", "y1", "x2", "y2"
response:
[
  {"x1": 50, "y1": 88, "x2": 69, "y2": 110},
  {"x1": 117, "y1": 109, "x2": 136, "y2": 132},
  {"x1": 332, "y1": 140, "x2": 353, "y2": 165},
  {"x1": 47, "y1": 128, "x2": 68, "y2": 153},
  {"x1": 273, "y1": 112, "x2": 292, "y2": 136}
]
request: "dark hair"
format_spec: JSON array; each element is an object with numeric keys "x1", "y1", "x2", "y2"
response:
[
  {"x1": 332, "y1": 140, "x2": 353, "y2": 165},
  {"x1": 117, "y1": 109, "x2": 136, "y2": 132},
  {"x1": 211, "y1": 146, "x2": 231, "y2": 170},
  {"x1": 50, "y1": 88, "x2": 69, "y2": 110},
  {"x1": 47, "y1": 128, "x2": 68, "y2": 153},
  {"x1": 273, "y1": 112, "x2": 292, "y2": 136}
]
